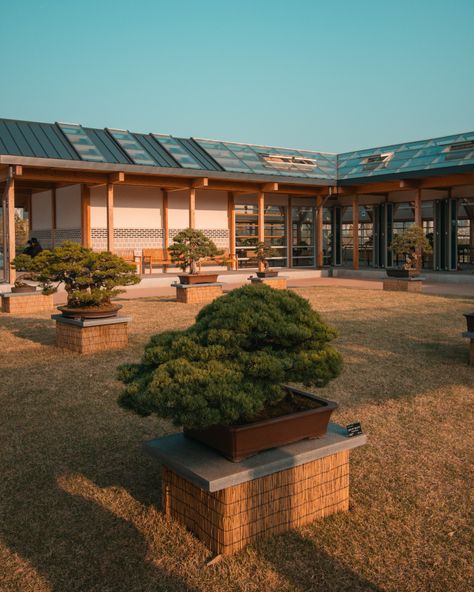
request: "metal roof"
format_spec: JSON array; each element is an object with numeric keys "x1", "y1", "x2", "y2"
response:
[{"x1": 0, "y1": 118, "x2": 473, "y2": 184}]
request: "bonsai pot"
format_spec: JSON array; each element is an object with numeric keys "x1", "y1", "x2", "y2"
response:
[
  {"x1": 11, "y1": 284, "x2": 37, "y2": 293},
  {"x1": 57, "y1": 303, "x2": 122, "y2": 320},
  {"x1": 386, "y1": 268, "x2": 420, "y2": 279},
  {"x1": 178, "y1": 273, "x2": 219, "y2": 285},
  {"x1": 464, "y1": 312, "x2": 474, "y2": 333},
  {"x1": 184, "y1": 386, "x2": 338, "y2": 462},
  {"x1": 256, "y1": 270, "x2": 279, "y2": 278}
]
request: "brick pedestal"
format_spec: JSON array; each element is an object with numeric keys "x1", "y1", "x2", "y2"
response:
[
  {"x1": 145, "y1": 425, "x2": 366, "y2": 555},
  {"x1": 462, "y1": 332, "x2": 474, "y2": 365},
  {"x1": 173, "y1": 282, "x2": 223, "y2": 304},
  {"x1": 383, "y1": 278, "x2": 423, "y2": 292},
  {"x1": 53, "y1": 315, "x2": 130, "y2": 353},
  {"x1": 1, "y1": 291, "x2": 53, "y2": 314},
  {"x1": 250, "y1": 276, "x2": 288, "y2": 289}
]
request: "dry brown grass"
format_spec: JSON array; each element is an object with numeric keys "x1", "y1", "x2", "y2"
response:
[{"x1": 0, "y1": 286, "x2": 473, "y2": 592}]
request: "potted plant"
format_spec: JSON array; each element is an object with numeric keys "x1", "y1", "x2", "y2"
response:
[
  {"x1": 251, "y1": 241, "x2": 279, "y2": 277},
  {"x1": 12, "y1": 241, "x2": 140, "y2": 319},
  {"x1": 10, "y1": 253, "x2": 40, "y2": 292},
  {"x1": 387, "y1": 224, "x2": 432, "y2": 278},
  {"x1": 118, "y1": 284, "x2": 342, "y2": 462},
  {"x1": 169, "y1": 228, "x2": 226, "y2": 284}
]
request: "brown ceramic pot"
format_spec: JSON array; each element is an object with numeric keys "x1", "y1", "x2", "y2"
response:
[
  {"x1": 386, "y1": 269, "x2": 420, "y2": 278},
  {"x1": 11, "y1": 285, "x2": 37, "y2": 293},
  {"x1": 256, "y1": 270, "x2": 279, "y2": 278},
  {"x1": 184, "y1": 387, "x2": 338, "y2": 462},
  {"x1": 178, "y1": 273, "x2": 219, "y2": 285},
  {"x1": 57, "y1": 303, "x2": 122, "y2": 319}
]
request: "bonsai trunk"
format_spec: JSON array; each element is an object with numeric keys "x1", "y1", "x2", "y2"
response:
[{"x1": 189, "y1": 259, "x2": 198, "y2": 275}]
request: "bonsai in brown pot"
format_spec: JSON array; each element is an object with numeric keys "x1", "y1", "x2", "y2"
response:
[
  {"x1": 251, "y1": 241, "x2": 279, "y2": 278},
  {"x1": 169, "y1": 228, "x2": 226, "y2": 284},
  {"x1": 118, "y1": 284, "x2": 342, "y2": 461},
  {"x1": 387, "y1": 224, "x2": 432, "y2": 278},
  {"x1": 13, "y1": 241, "x2": 140, "y2": 319}
]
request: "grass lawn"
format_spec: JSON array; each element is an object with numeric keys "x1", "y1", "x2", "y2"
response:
[{"x1": 0, "y1": 286, "x2": 473, "y2": 592}]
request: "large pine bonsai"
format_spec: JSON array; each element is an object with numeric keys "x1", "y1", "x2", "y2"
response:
[
  {"x1": 118, "y1": 284, "x2": 342, "y2": 429},
  {"x1": 391, "y1": 224, "x2": 432, "y2": 270},
  {"x1": 168, "y1": 228, "x2": 223, "y2": 274}
]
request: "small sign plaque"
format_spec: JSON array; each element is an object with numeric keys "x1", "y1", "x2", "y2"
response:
[{"x1": 346, "y1": 422, "x2": 363, "y2": 438}]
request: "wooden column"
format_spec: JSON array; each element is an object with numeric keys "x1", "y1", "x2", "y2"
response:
[
  {"x1": 106, "y1": 183, "x2": 114, "y2": 252},
  {"x1": 51, "y1": 188, "x2": 57, "y2": 248},
  {"x1": 352, "y1": 196, "x2": 359, "y2": 270},
  {"x1": 162, "y1": 189, "x2": 169, "y2": 252},
  {"x1": 258, "y1": 190, "x2": 265, "y2": 271},
  {"x1": 316, "y1": 195, "x2": 323, "y2": 268},
  {"x1": 7, "y1": 176, "x2": 16, "y2": 283},
  {"x1": 189, "y1": 187, "x2": 196, "y2": 229},
  {"x1": 288, "y1": 196, "x2": 293, "y2": 268},
  {"x1": 228, "y1": 192, "x2": 236, "y2": 270},
  {"x1": 415, "y1": 188, "x2": 422, "y2": 270},
  {"x1": 27, "y1": 192, "x2": 32, "y2": 234},
  {"x1": 80, "y1": 185, "x2": 90, "y2": 248}
]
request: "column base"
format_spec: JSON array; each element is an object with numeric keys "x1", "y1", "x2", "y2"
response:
[
  {"x1": 172, "y1": 282, "x2": 223, "y2": 304},
  {"x1": 53, "y1": 315, "x2": 130, "y2": 353},
  {"x1": 383, "y1": 278, "x2": 423, "y2": 292},
  {"x1": 1, "y1": 291, "x2": 54, "y2": 314}
]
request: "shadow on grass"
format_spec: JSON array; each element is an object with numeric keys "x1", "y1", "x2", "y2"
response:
[
  {"x1": 257, "y1": 530, "x2": 381, "y2": 592},
  {"x1": 0, "y1": 315, "x2": 55, "y2": 345}
]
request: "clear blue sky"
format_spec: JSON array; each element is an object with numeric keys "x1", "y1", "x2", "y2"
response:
[{"x1": 0, "y1": 0, "x2": 473, "y2": 152}]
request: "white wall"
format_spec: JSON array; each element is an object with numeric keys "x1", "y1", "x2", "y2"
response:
[
  {"x1": 31, "y1": 190, "x2": 52, "y2": 230},
  {"x1": 90, "y1": 185, "x2": 163, "y2": 228},
  {"x1": 195, "y1": 190, "x2": 227, "y2": 229},
  {"x1": 56, "y1": 184, "x2": 81, "y2": 229},
  {"x1": 168, "y1": 190, "x2": 189, "y2": 228}
]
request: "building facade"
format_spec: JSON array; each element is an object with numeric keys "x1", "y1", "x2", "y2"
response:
[{"x1": 1, "y1": 119, "x2": 473, "y2": 282}]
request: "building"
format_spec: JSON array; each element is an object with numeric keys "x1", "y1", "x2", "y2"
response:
[{"x1": 1, "y1": 118, "x2": 473, "y2": 282}]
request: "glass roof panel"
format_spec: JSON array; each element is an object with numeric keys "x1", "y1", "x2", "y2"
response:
[
  {"x1": 57, "y1": 123, "x2": 106, "y2": 162},
  {"x1": 152, "y1": 135, "x2": 203, "y2": 169},
  {"x1": 107, "y1": 129, "x2": 156, "y2": 166},
  {"x1": 196, "y1": 140, "x2": 252, "y2": 173}
]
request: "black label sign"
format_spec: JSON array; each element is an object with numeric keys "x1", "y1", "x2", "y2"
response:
[{"x1": 346, "y1": 422, "x2": 363, "y2": 437}]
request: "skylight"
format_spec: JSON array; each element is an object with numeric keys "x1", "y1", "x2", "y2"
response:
[
  {"x1": 152, "y1": 135, "x2": 203, "y2": 169},
  {"x1": 107, "y1": 129, "x2": 156, "y2": 166},
  {"x1": 261, "y1": 153, "x2": 318, "y2": 171},
  {"x1": 362, "y1": 152, "x2": 394, "y2": 169},
  {"x1": 57, "y1": 123, "x2": 106, "y2": 162},
  {"x1": 445, "y1": 140, "x2": 474, "y2": 160}
]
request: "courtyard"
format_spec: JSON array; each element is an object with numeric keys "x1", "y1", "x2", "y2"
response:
[{"x1": 0, "y1": 283, "x2": 472, "y2": 592}]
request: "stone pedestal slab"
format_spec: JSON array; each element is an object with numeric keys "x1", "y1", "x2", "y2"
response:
[
  {"x1": 1, "y1": 291, "x2": 53, "y2": 314},
  {"x1": 53, "y1": 314, "x2": 130, "y2": 353},
  {"x1": 172, "y1": 282, "x2": 223, "y2": 304},
  {"x1": 383, "y1": 278, "x2": 423, "y2": 292},
  {"x1": 462, "y1": 331, "x2": 474, "y2": 365},
  {"x1": 250, "y1": 276, "x2": 288, "y2": 289}
]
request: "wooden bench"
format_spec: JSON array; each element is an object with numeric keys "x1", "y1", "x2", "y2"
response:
[
  {"x1": 143, "y1": 249, "x2": 239, "y2": 273},
  {"x1": 113, "y1": 250, "x2": 143, "y2": 274}
]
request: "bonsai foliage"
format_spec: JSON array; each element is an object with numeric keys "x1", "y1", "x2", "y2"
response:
[
  {"x1": 251, "y1": 242, "x2": 276, "y2": 271},
  {"x1": 168, "y1": 228, "x2": 223, "y2": 274},
  {"x1": 391, "y1": 224, "x2": 432, "y2": 270},
  {"x1": 12, "y1": 241, "x2": 140, "y2": 307},
  {"x1": 118, "y1": 284, "x2": 342, "y2": 429}
]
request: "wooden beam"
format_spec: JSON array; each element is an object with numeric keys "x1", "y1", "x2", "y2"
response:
[
  {"x1": 106, "y1": 183, "x2": 114, "y2": 251},
  {"x1": 7, "y1": 176, "x2": 16, "y2": 283},
  {"x1": 163, "y1": 189, "x2": 169, "y2": 253},
  {"x1": 228, "y1": 192, "x2": 236, "y2": 270},
  {"x1": 288, "y1": 196, "x2": 293, "y2": 268},
  {"x1": 258, "y1": 190, "x2": 265, "y2": 271},
  {"x1": 189, "y1": 187, "x2": 196, "y2": 229},
  {"x1": 20, "y1": 168, "x2": 108, "y2": 185},
  {"x1": 316, "y1": 195, "x2": 323, "y2": 268},
  {"x1": 277, "y1": 185, "x2": 327, "y2": 197},
  {"x1": 51, "y1": 188, "x2": 57, "y2": 248},
  {"x1": 81, "y1": 185, "x2": 91, "y2": 248},
  {"x1": 414, "y1": 188, "x2": 422, "y2": 226},
  {"x1": 261, "y1": 182, "x2": 279, "y2": 192},
  {"x1": 192, "y1": 177, "x2": 209, "y2": 189},
  {"x1": 109, "y1": 172, "x2": 125, "y2": 184},
  {"x1": 352, "y1": 196, "x2": 359, "y2": 270},
  {"x1": 399, "y1": 179, "x2": 420, "y2": 189}
]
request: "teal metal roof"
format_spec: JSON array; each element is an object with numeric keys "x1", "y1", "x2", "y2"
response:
[{"x1": 0, "y1": 118, "x2": 473, "y2": 184}]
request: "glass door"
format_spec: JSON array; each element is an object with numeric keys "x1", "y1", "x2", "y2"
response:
[{"x1": 292, "y1": 206, "x2": 315, "y2": 267}]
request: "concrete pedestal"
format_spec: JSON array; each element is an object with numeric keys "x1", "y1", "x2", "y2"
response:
[
  {"x1": 145, "y1": 424, "x2": 366, "y2": 555},
  {"x1": 53, "y1": 314, "x2": 130, "y2": 353},
  {"x1": 462, "y1": 331, "x2": 474, "y2": 365},
  {"x1": 1, "y1": 291, "x2": 53, "y2": 314},
  {"x1": 383, "y1": 278, "x2": 423, "y2": 292},
  {"x1": 172, "y1": 282, "x2": 223, "y2": 304},
  {"x1": 250, "y1": 276, "x2": 288, "y2": 289}
]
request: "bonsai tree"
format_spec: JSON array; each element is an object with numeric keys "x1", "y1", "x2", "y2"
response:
[
  {"x1": 12, "y1": 241, "x2": 140, "y2": 308},
  {"x1": 251, "y1": 241, "x2": 276, "y2": 271},
  {"x1": 168, "y1": 228, "x2": 224, "y2": 274},
  {"x1": 390, "y1": 224, "x2": 432, "y2": 270},
  {"x1": 118, "y1": 284, "x2": 342, "y2": 429}
]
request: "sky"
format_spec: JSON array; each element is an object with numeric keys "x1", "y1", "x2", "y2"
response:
[{"x1": 0, "y1": 0, "x2": 473, "y2": 153}]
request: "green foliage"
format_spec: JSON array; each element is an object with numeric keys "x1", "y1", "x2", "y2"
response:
[
  {"x1": 168, "y1": 228, "x2": 223, "y2": 274},
  {"x1": 390, "y1": 224, "x2": 433, "y2": 270},
  {"x1": 118, "y1": 284, "x2": 342, "y2": 429},
  {"x1": 12, "y1": 241, "x2": 140, "y2": 307},
  {"x1": 251, "y1": 242, "x2": 276, "y2": 271}
]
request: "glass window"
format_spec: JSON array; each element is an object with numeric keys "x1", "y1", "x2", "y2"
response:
[
  {"x1": 107, "y1": 129, "x2": 156, "y2": 166},
  {"x1": 292, "y1": 206, "x2": 315, "y2": 267},
  {"x1": 57, "y1": 123, "x2": 106, "y2": 162},
  {"x1": 153, "y1": 135, "x2": 203, "y2": 169}
]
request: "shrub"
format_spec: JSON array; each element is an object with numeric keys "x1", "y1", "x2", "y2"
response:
[
  {"x1": 12, "y1": 241, "x2": 140, "y2": 307},
  {"x1": 391, "y1": 224, "x2": 432, "y2": 270},
  {"x1": 118, "y1": 284, "x2": 342, "y2": 429},
  {"x1": 168, "y1": 228, "x2": 223, "y2": 274}
]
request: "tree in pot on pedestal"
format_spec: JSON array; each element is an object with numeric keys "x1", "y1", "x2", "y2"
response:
[
  {"x1": 251, "y1": 241, "x2": 279, "y2": 278},
  {"x1": 12, "y1": 241, "x2": 140, "y2": 319},
  {"x1": 169, "y1": 228, "x2": 226, "y2": 284},
  {"x1": 118, "y1": 284, "x2": 343, "y2": 461},
  {"x1": 387, "y1": 224, "x2": 433, "y2": 278}
]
